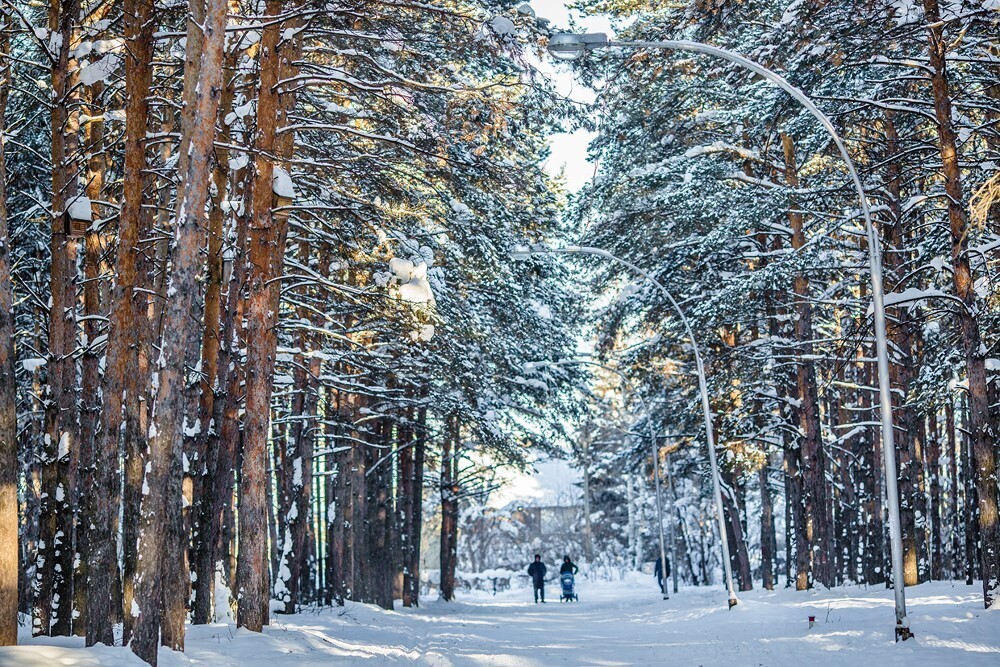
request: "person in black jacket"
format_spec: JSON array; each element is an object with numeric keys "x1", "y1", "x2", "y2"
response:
[
  {"x1": 527, "y1": 554, "x2": 547, "y2": 603},
  {"x1": 559, "y1": 555, "x2": 578, "y2": 575},
  {"x1": 654, "y1": 555, "x2": 671, "y2": 594}
]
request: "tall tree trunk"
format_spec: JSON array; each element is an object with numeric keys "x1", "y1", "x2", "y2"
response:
[
  {"x1": 293, "y1": 356, "x2": 320, "y2": 606},
  {"x1": 962, "y1": 401, "x2": 978, "y2": 586},
  {"x1": 858, "y1": 344, "x2": 885, "y2": 585},
  {"x1": 782, "y1": 133, "x2": 831, "y2": 589},
  {"x1": 828, "y1": 386, "x2": 844, "y2": 585},
  {"x1": 162, "y1": 0, "x2": 213, "y2": 642},
  {"x1": 831, "y1": 371, "x2": 860, "y2": 585},
  {"x1": 351, "y1": 395, "x2": 370, "y2": 602},
  {"x1": 947, "y1": 401, "x2": 961, "y2": 579},
  {"x1": 74, "y1": 77, "x2": 108, "y2": 639},
  {"x1": 237, "y1": 0, "x2": 299, "y2": 629},
  {"x1": 720, "y1": 474, "x2": 753, "y2": 592},
  {"x1": 367, "y1": 417, "x2": 394, "y2": 609},
  {"x1": 277, "y1": 257, "x2": 318, "y2": 613},
  {"x1": 928, "y1": 410, "x2": 943, "y2": 579},
  {"x1": 914, "y1": 413, "x2": 930, "y2": 583},
  {"x1": 0, "y1": 17, "x2": 19, "y2": 646},
  {"x1": 330, "y1": 401, "x2": 346, "y2": 603},
  {"x1": 758, "y1": 457, "x2": 776, "y2": 591},
  {"x1": 37, "y1": 0, "x2": 83, "y2": 636},
  {"x1": 784, "y1": 449, "x2": 802, "y2": 588},
  {"x1": 409, "y1": 404, "x2": 427, "y2": 606},
  {"x1": 273, "y1": 22, "x2": 308, "y2": 607},
  {"x1": 160, "y1": 0, "x2": 209, "y2": 644},
  {"x1": 20, "y1": 319, "x2": 43, "y2": 620},
  {"x1": 129, "y1": 0, "x2": 229, "y2": 661},
  {"x1": 331, "y1": 387, "x2": 355, "y2": 604},
  {"x1": 399, "y1": 412, "x2": 415, "y2": 607},
  {"x1": 90, "y1": 0, "x2": 155, "y2": 645},
  {"x1": 186, "y1": 39, "x2": 233, "y2": 623},
  {"x1": 626, "y1": 473, "x2": 641, "y2": 571},
  {"x1": 121, "y1": 112, "x2": 176, "y2": 640},
  {"x1": 882, "y1": 111, "x2": 921, "y2": 587},
  {"x1": 764, "y1": 280, "x2": 795, "y2": 589},
  {"x1": 676, "y1": 513, "x2": 698, "y2": 586},
  {"x1": 121, "y1": 289, "x2": 152, "y2": 642},
  {"x1": 324, "y1": 411, "x2": 337, "y2": 605},
  {"x1": 190, "y1": 43, "x2": 240, "y2": 624},
  {"x1": 439, "y1": 415, "x2": 459, "y2": 601},
  {"x1": 581, "y1": 429, "x2": 594, "y2": 563},
  {"x1": 192, "y1": 161, "x2": 252, "y2": 624},
  {"x1": 922, "y1": 0, "x2": 999, "y2": 608}
]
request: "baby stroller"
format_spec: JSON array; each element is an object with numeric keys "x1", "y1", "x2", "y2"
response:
[{"x1": 560, "y1": 572, "x2": 578, "y2": 602}]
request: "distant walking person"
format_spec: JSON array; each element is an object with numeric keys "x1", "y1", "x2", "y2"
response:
[
  {"x1": 654, "y1": 555, "x2": 671, "y2": 594},
  {"x1": 527, "y1": 554, "x2": 547, "y2": 603},
  {"x1": 560, "y1": 555, "x2": 578, "y2": 575}
]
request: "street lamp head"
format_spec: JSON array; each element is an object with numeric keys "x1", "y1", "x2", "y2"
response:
[
  {"x1": 511, "y1": 242, "x2": 557, "y2": 260},
  {"x1": 522, "y1": 361, "x2": 546, "y2": 373},
  {"x1": 546, "y1": 32, "x2": 608, "y2": 61},
  {"x1": 510, "y1": 244, "x2": 534, "y2": 261},
  {"x1": 547, "y1": 33, "x2": 586, "y2": 61}
]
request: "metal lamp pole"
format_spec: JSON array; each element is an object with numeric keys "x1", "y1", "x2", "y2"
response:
[
  {"x1": 649, "y1": 431, "x2": 670, "y2": 600},
  {"x1": 544, "y1": 32, "x2": 910, "y2": 640},
  {"x1": 525, "y1": 358, "x2": 672, "y2": 600},
  {"x1": 516, "y1": 246, "x2": 739, "y2": 608},
  {"x1": 664, "y1": 451, "x2": 680, "y2": 594}
]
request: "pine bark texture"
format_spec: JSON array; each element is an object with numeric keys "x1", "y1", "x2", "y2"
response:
[
  {"x1": 882, "y1": 111, "x2": 921, "y2": 587},
  {"x1": 758, "y1": 463, "x2": 776, "y2": 591},
  {"x1": 439, "y1": 415, "x2": 459, "y2": 602},
  {"x1": 922, "y1": 0, "x2": 999, "y2": 608},
  {"x1": 0, "y1": 18, "x2": 19, "y2": 647},
  {"x1": 86, "y1": 0, "x2": 155, "y2": 645},
  {"x1": 782, "y1": 133, "x2": 831, "y2": 589},
  {"x1": 129, "y1": 0, "x2": 229, "y2": 662},
  {"x1": 237, "y1": 0, "x2": 299, "y2": 630}
]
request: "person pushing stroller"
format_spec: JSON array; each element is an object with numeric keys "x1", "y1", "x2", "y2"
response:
[{"x1": 559, "y1": 555, "x2": 579, "y2": 602}]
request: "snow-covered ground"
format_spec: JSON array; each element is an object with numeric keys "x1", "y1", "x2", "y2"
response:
[{"x1": 4, "y1": 577, "x2": 998, "y2": 666}]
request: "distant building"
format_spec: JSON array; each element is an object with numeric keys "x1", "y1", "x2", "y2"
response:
[{"x1": 509, "y1": 503, "x2": 583, "y2": 541}]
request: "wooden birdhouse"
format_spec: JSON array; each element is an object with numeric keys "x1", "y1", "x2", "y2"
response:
[
  {"x1": 272, "y1": 167, "x2": 295, "y2": 216},
  {"x1": 66, "y1": 196, "x2": 93, "y2": 238}
]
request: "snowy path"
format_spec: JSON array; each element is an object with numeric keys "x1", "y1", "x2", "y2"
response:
[{"x1": 4, "y1": 579, "x2": 999, "y2": 666}]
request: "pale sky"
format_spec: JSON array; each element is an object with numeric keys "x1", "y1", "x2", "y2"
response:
[
  {"x1": 488, "y1": 3, "x2": 613, "y2": 508},
  {"x1": 531, "y1": 0, "x2": 614, "y2": 193},
  {"x1": 488, "y1": 458, "x2": 582, "y2": 508}
]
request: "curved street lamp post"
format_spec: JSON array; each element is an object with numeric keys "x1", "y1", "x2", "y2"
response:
[
  {"x1": 541, "y1": 32, "x2": 910, "y2": 640},
  {"x1": 515, "y1": 245, "x2": 739, "y2": 608}
]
